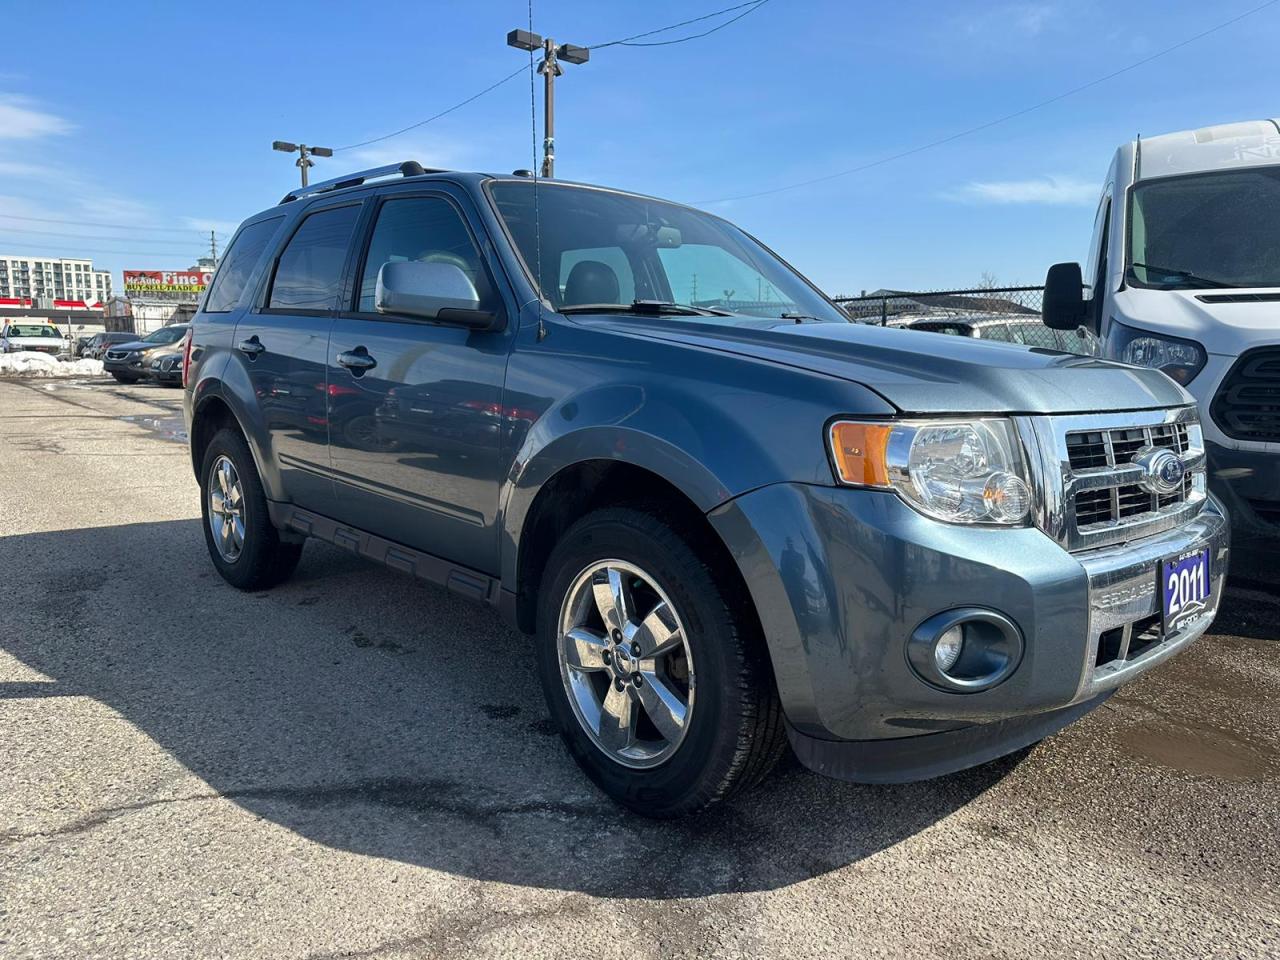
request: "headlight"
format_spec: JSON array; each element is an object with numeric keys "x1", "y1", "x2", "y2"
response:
[
  {"x1": 1110, "y1": 321, "x2": 1205, "y2": 386},
  {"x1": 828, "y1": 418, "x2": 1033, "y2": 525}
]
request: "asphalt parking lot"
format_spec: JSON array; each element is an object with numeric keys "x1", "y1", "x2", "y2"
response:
[{"x1": 1, "y1": 375, "x2": 1278, "y2": 960}]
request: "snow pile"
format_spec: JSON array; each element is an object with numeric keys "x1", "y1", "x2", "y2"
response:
[{"x1": 0, "y1": 351, "x2": 105, "y2": 377}]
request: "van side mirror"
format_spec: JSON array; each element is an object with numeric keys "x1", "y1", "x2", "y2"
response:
[
  {"x1": 1042, "y1": 262, "x2": 1089, "y2": 331},
  {"x1": 375, "y1": 260, "x2": 503, "y2": 331}
]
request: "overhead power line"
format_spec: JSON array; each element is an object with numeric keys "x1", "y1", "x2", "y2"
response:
[
  {"x1": 0, "y1": 241, "x2": 208, "y2": 259},
  {"x1": 334, "y1": 65, "x2": 528, "y2": 152},
  {"x1": 0, "y1": 212, "x2": 225, "y2": 236},
  {"x1": 0, "y1": 226, "x2": 217, "y2": 247},
  {"x1": 589, "y1": 0, "x2": 770, "y2": 49},
  {"x1": 333, "y1": 0, "x2": 774, "y2": 153},
  {"x1": 696, "y1": 0, "x2": 1280, "y2": 204}
]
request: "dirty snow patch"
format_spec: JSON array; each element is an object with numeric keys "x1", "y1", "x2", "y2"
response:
[{"x1": 0, "y1": 352, "x2": 104, "y2": 377}]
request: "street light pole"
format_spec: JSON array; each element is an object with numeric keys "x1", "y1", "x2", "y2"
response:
[
  {"x1": 507, "y1": 29, "x2": 589, "y2": 179},
  {"x1": 272, "y1": 140, "x2": 334, "y2": 188},
  {"x1": 540, "y1": 37, "x2": 560, "y2": 179}
]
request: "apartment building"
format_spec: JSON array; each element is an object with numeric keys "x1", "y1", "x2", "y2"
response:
[{"x1": 0, "y1": 255, "x2": 112, "y2": 304}]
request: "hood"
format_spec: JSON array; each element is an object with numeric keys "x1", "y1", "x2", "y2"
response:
[
  {"x1": 590, "y1": 316, "x2": 1190, "y2": 415},
  {"x1": 1114, "y1": 287, "x2": 1280, "y2": 355}
]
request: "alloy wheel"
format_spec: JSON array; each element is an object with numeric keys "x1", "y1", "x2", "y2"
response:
[
  {"x1": 207, "y1": 454, "x2": 246, "y2": 563},
  {"x1": 557, "y1": 560, "x2": 695, "y2": 768}
]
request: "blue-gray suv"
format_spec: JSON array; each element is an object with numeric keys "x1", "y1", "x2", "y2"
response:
[{"x1": 184, "y1": 161, "x2": 1229, "y2": 816}]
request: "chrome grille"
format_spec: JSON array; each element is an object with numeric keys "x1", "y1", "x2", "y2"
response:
[
  {"x1": 105, "y1": 349, "x2": 129, "y2": 361},
  {"x1": 1017, "y1": 406, "x2": 1207, "y2": 553}
]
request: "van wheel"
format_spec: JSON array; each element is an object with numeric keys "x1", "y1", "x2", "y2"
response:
[
  {"x1": 535, "y1": 507, "x2": 786, "y2": 817},
  {"x1": 199, "y1": 428, "x2": 302, "y2": 590}
]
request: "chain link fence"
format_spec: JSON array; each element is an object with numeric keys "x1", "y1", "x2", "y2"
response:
[{"x1": 830, "y1": 286, "x2": 1097, "y2": 355}]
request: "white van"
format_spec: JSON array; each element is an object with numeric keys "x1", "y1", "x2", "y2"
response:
[{"x1": 1042, "y1": 119, "x2": 1280, "y2": 541}]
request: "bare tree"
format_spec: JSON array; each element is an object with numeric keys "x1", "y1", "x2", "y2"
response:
[{"x1": 978, "y1": 271, "x2": 1000, "y2": 290}]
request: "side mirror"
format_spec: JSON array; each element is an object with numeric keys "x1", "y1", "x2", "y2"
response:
[
  {"x1": 1042, "y1": 262, "x2": 1089, "y2": 331},
  {"x1": 375, "y1": 260, "x2": 502, "y2": 331}
]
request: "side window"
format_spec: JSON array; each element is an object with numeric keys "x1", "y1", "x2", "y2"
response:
[
  {"x1": 269, "y1": 205, "x2": 362, "y2": 311},
  {"x1": 978, "y1": 324, "x2": 1011, "y2": 342},
  {"x1": 356, "y1": 196, "x2": 494, "y2": 313},
  {"x1": 1090, "y1": 200, "x2": 1111, "y2": 330},
  {"x1": 203, "y1": 217, "x2": 282, "y2": 313},
  {"x1": 558, "y1": 247, "x2": 635, "y2": 306}
]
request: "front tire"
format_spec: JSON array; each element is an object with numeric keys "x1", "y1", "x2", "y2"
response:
[
  {"x1": 111, "y1": 372, "x2": 137, "y2": 383},
  {"x1": 199, "y1": 428, "x2": 302, "y2": 590},
  {"x1": 535, "y1": 507, "x2": 786, "y2": 817}
]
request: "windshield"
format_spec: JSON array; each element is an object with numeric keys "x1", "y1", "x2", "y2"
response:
[
  {"x1": 143, "y1": 325, "x2": 187, "y2": 344},
  {"x1": 488, "y1": 181, "x2": 848, "y2": 323},
  {"x1": 5, "y1": 324, "x2": 61, "y2": 338},
  {"x1": 1128, "y1": 166, "x2": 1280, "y2": 288}
]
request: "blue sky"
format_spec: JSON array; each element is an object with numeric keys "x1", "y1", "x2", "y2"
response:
[{"x1": 2, "y1": 0, "x2": 1278, "y2": 296}]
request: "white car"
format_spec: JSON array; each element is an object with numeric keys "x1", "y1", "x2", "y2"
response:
[{"x1": 0, "y1": 322, "x2": 68, "y2": 356}]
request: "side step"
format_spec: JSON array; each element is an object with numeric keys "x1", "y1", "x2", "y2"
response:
[{"x1": 267, "y1": 501, "x2": 504, "y2": 609}]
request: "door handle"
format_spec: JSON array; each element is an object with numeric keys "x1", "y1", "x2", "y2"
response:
[
  {"x1": 337, "y1": 347, "x2": 377, "y2": 373},
  {"x1": 237, "y1": 336, "x2": 265, "y2": 357}
]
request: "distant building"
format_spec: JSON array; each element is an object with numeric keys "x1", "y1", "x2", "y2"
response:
[{"x1": 0, "y1": 254, "x2": 111, "y2": 304}]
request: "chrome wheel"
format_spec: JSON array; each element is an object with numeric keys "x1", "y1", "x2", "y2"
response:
[
  {"x1": 207, "y1": 454, "x2": 245, "y2": 563},
  {"x1": 557, "y1": 560, "x2": 695, "y2": 769}
]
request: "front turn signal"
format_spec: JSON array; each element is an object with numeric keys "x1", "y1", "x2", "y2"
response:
[{"x1": 828, "y1": 421, "x2": 893, "y2": 487}]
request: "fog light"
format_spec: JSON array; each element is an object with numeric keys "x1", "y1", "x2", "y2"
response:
[
  {"x1": 907, "y1": 608, "x2": 1024, "y2": 693},
  {"x1": 934, "y1": 625, "x2": 964, "y2": 673}
]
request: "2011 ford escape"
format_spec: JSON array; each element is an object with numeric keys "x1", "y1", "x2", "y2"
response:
[{"x1": 184, "y1": 161, "x2": 1229, "y2": 816}]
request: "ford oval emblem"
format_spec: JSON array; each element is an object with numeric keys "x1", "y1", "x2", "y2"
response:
[{"x1": 1133, "y1": 446, "x2": 1186, "y2": 496}]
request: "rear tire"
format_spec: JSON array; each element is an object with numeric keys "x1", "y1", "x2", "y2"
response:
[
  {"x1": 535, "y1": 507, "x2": 786, "y2": 817},
  {"x1": 199, "y1": 427, "x2": 302, "y2": 590}
]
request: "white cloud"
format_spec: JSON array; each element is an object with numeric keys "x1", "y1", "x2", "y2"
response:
[
  {"x1": 947, "y1": 175, "x2": 1098, "y2": 206},
  {"x1": 0, "y1": 94, "x2": 72, "y2": 140}
]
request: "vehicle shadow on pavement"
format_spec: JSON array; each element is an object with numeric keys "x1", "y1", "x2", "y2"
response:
[{"x1": 1, "y1": 519, "x2": 1025, "y2": 899}]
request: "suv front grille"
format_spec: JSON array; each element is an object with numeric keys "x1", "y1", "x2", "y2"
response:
[
  {"x1": 1211, "y1": 346, "x2": 1280, "y2": 442},
  {"x1": 1020, "y1": 407, "x2": 1207, "y2": 552},
  {"x1": 1065, "y1": 421, "x2": 1193, "y2": 532},
  {"x1": 105, "y1": 349, "x2": 129, "y2": 361}
]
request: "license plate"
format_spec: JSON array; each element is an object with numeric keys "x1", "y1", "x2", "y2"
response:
[{"x1": 1161, "y1": 548, "x2": 1211, "y2": 635}]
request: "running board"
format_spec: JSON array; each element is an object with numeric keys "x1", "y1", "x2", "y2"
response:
[{"x1": 267, "y1": 501, "x2": 507, "y2": 611}]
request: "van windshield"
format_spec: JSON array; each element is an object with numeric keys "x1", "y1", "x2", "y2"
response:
[
  {"x1": 1128, "y1": 166, "x2": 1280, "y2": 289},
  {"x1": 488, "y1": 181, "x2": 848, "y2": 323}
]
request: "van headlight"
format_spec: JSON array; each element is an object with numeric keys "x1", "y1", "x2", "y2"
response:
[
  {"x1": 828, "y1": 418, "x2": 1033, "y2": 525},
  {"x1": 1110, "y1": 321, "x2": 1206, "y2": 386}
]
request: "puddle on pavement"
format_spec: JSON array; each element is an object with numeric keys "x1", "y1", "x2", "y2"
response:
[
  {"x1": 1116, "y1": 721, "x2": 1279, "y2": 782},
  {"x1": 118, "y1": 413, "x2": 188, "y2": 444}
]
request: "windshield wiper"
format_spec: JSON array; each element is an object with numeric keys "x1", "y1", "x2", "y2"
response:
[
  {"x1": 560, "y1": 300, "x2": 733, "y2": 317},
  {"x1": 780, "y1": 312, "x2": 826, "y2": 323},
  {"x1": 1129, "y1": 262, "x2": 1237, "y2": 289}
]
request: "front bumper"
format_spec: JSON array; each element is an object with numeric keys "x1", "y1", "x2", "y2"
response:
[
  {"x1": 710, "y1": 483, "x2": 1228, "y2": 782},
  {"x1": 103, "y1": 354, "x2": 149, "y2": 376},
  {"x1": 1206, "y1": 440, "x2": 1280, "y2": 538}
]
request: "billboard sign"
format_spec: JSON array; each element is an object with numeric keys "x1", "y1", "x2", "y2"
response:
[{"x1": 123, "y1": 270, "x2": 213, "y2": 295}]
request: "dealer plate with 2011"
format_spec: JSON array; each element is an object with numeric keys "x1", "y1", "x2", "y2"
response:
[{"x1": 1161, "y1": 548, "x2": 1211, "y2": 635}]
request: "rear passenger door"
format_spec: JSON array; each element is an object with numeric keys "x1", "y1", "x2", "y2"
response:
[
  {"x1": 326, "y1": 187, "x2": 514, "y2": 575},
  {"x1": 236, "y1": 200, "x2": 363, "y2": 516}
]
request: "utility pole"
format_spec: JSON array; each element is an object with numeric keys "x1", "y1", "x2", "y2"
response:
[
  {"x1": 507, "y1": 29, "x2": 589, "y2": 178},
  {"x1": 209, "y1": 231, "x2": 218, "y2": 263},
  {"x1": 272, "y1": 141, "x2": 334, "y2": 188}
]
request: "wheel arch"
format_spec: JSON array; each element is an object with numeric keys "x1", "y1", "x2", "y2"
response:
[{"x1": 507, "y1": 455, "x2": 755, "y2": 637}]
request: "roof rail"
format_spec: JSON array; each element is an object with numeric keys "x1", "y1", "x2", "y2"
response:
[{"x1": 278, "y1": 160, "x2": 445, "y2": 204}]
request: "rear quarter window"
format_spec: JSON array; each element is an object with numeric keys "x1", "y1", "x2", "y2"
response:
[{"x1": 203, "y1": 216, "x2": 284, "y2": 313}]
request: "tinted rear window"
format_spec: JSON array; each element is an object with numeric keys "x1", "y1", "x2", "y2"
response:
[
  {"x1": 204, "y1": 217, "x2": 283, "y2": 313},
  {"x1": 269, "y1": 205, "x2": 362, "y2": 311}
]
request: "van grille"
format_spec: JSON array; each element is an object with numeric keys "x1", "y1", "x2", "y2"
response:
[{"x1": 1211, "y1": 346, "x2": 1280, "y2": 443}]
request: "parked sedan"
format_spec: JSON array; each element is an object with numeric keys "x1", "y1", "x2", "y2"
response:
[
  {"x1": 102, "y1": 324, "x2": 189, "y2": 383},
  {"x1": 83, "y1": 332, "x2": 137, "y2": 360},
  {"x1": 148, "y1": 340, "x2": 187, "y2": 387}
]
